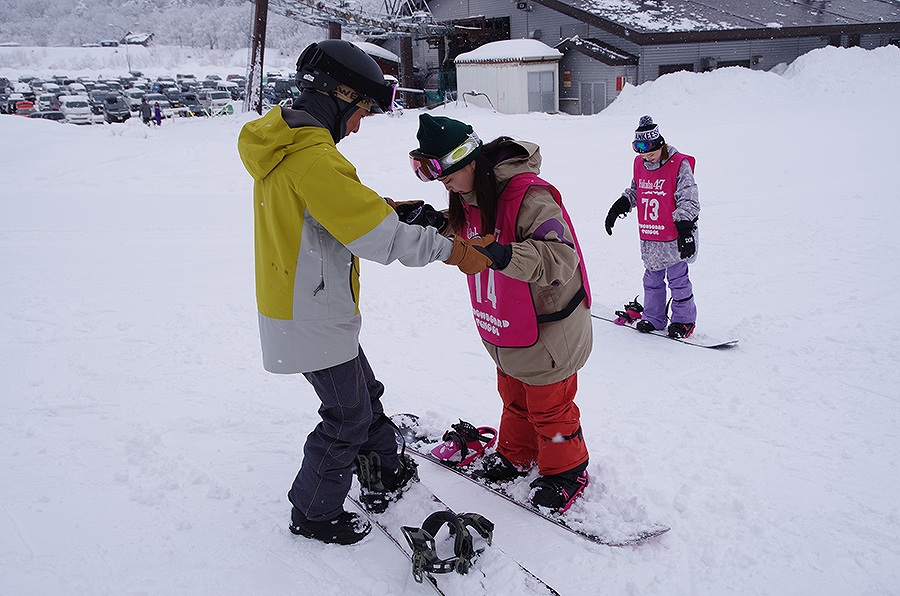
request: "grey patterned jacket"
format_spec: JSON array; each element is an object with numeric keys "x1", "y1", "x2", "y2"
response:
[{"x1": 622, "y1": 144, "x2": 700, "y2": 271}]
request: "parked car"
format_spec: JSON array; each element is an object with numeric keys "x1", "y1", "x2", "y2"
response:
[
  {"x1": 40, "y1": 111, "x2": 66, "y2": 121},
  {"x1": 15, "y1": 101, "x2": 37, "y2": 117},
  {"x1": 4, "y1": 93, "x2": 26, "y2": 114},
  {"x1": 267, "y1": 79, "x2": 299, "y2": 104},
  {"x1": 163, "y1": 88, "x2": 183, "y2": 108},
  {"x1": 102, "y1": 95, "x2": 131, "y2": 123},
  {"x1": 88, "y1": 90, "x2": 112, "y2": 120},
  {"x1": 124, "y1": 89, "x2": 145, "y2": 112},
  {"x1": 101, "y1": 80, "x2": 123, "y2": 93},
  {"x1": 12, "y1": 83, "x2": 36, "y2": 102},
  {"x1": 178, "y1": 92, "x2": 205, "y2": 117},
  {"x1": 37, "y1": 93, "x2": 59, "y2": 111},
  {"x1": 58, "y1": 95, "x2": 92, "y2": 124},
  {"x1": 28, "y1": 110, "x2": 66, "y2": 122},
  {"x1": 41, "y1": 82, "x2": 62, "y2": 95},
  {"x1": 100, "y1": 39, "x2": 119, "y2": 47},
  {"x1": 215, "y1": 80, "x2": 241, "y2": 101},
  {"x1": 198, "y1": 89, "x2": 232, "y2": 115},
  {"x1": 65, "y1": 82, "x2": 87, "y2": 95}
]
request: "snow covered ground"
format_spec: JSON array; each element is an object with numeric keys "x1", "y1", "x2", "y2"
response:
[{"x1": 2, "y1": 45, "x2": 899, "y2": 595}]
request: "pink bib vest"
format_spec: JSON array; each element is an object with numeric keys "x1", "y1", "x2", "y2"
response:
[
  {"x1": 462, "y1": 173, "x2": 591, "y2": 348},
  {"x1": 633, "y1": 152, "x2": 695, "y2": 241}
]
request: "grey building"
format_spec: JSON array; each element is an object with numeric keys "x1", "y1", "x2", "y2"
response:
[{"x1": 381, "y1": 0, "x2": 900, "y2": 114}]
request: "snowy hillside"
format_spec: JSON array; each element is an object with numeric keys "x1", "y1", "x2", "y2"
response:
[{"x1": 2, "y1": 45, "x2": 899, "y2": 595}]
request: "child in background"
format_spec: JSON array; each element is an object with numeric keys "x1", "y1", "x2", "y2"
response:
[{"x1": 605, "y1": 115, "x2": 700, "y2": 338}]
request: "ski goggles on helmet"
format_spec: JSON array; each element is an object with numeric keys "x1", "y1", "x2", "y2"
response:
[
  {"x1": 409, "y1": 132, "x2": 482, "y2": 181},
  {"x1": 633, "y1": 139, "x2": 662, "y2": 153}
]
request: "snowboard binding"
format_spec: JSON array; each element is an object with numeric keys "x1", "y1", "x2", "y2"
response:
[
  {"x1": 430, "y1": 420, "x2": 497, "y2": 468},
  {"x1": 401, "y1": 510, "x2": 494, "y2": 583},
  {"x1": 614, "y1": 296, "x2": 644, "y2": 326}
]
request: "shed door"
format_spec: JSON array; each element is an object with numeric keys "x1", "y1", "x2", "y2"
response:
[
  {"x1": 579, "y1": 82, "x2": 607, "y2": 115},
  {"x1": 528, "y1": 71, "x2": 555, "y2": 113}
]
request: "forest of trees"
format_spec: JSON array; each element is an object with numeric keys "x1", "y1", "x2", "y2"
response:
[{"x1": 0, "y1": 0, "x2": 326, "y2": 50}]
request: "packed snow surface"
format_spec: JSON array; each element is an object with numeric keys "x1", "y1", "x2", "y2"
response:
[{"x1": 2, "y1": 45, "x2": 899, "y2": 595}]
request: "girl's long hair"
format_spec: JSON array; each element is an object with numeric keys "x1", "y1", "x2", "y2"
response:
[{"x1": 446, "y1": 136, "x2": 514, "y2": 236}]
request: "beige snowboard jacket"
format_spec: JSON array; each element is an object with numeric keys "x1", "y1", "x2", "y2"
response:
[{"x1": 457, "y1": 139, "x2": 592, "y2": 386}]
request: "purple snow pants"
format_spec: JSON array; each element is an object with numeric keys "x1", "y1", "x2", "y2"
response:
[
  {"x1": 642, "y1": 261, "x2": 696, "y2": 330},
  {"x1": 288, "y1": 347, "x2": 399, "y2": 522}
]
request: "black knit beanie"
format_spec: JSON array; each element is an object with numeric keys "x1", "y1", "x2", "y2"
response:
[
  {"x1": 414, "y1": 114, "x2": 481, "y2": 176},
  {"x1": 634, "y1": 115, "x2": 665, "y2": 151}
]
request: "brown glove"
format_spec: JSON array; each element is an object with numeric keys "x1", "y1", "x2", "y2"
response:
[{"x1": 445, "y1": 234, "x2": 495, "y2": 275}]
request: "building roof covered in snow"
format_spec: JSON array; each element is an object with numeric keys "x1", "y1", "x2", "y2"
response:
[
  {"x1": 455, "y1": 39, "x2": 563, "y2": 64},
  {"x1": 352, "y1": 41, "x2": 400, "y2": 63},
  {"x1": 532, "y1": 0, "x2": 900, "y2": 43}
]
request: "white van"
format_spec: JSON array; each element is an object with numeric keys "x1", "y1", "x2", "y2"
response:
[
  {"x1": 199, "y1": 90, "x2": 232, "y2": 115},
  {"x1": 215, "y1": 80, "x2": 240, "y2": 100},
  {"x1": 37, "y1": 93, "x2": 57, "y2": 112},
  {"x1": 59, "y1": 95, "x2": 93, "y2": 124},
  {"x1": 124, "y1": 89, "x2": 145, "y2": 112}
]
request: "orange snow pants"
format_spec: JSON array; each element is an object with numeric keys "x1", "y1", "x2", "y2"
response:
[{"x1": 495, "y1": 370, "x2": 588, "y2": 476}]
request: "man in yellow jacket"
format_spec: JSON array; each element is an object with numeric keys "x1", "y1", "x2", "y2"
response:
[{"x1": 238, "y1": 40, "x2": 491, "y2": 545}]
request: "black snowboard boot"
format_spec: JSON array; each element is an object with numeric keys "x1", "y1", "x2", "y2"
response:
[
  {"x1": 355, "y1": 451, "x2": 418, "y2": 514},
  {"x1": 529, "y1": 460, "x2": 590, "y2": 513},
  {"x1": 471, "y1": 452, "x2": 526, "y2": 483},
  {"x1": 667, "y1": 322, "x2": 695, "y2": 339},
  {"x1": 289, "y1": 507, "x2": 371, "y2": 545},
  {"x1": 636, "y1": 320, "x2": 657, "y2": 333}
]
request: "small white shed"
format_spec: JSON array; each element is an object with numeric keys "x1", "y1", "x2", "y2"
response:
[{"x1": 454, "y1": 39, "x2": 563, "y2": 114}]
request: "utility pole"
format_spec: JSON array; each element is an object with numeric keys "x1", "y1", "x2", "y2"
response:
[{"x1": 245, "y1": 0, "x2": 269, "y2": 114}]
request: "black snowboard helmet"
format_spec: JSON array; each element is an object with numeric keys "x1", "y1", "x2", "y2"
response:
[{"x1": 295, "y1": 40, "x2": 393, "y2": 113}]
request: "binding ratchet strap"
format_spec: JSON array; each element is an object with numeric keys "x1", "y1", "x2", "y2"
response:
[
  {"x1": 401, "y1": 511, "x2": 494, "y2": 583},
  {"x1": 441, "y1": 420, "x2": 495, "y2": 461}
]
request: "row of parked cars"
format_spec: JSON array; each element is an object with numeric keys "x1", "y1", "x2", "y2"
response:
[{"x1": 0, "y1": 71, "x2": 246, "y2": 124}]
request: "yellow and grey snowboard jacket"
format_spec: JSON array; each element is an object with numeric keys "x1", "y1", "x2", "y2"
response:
[{"x1": 238, "y1": 106, "x2": 453, "y2": 373}]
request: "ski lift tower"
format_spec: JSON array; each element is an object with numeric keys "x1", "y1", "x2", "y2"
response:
[{"x1": 244, "y1": 0, "x2": 451, "y2": 113}]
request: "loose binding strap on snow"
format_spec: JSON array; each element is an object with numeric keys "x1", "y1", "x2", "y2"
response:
[
  {"x1": 431, "y1": 420, "x2": 497, "y2": 467},
  {"x1": 401, "y1": 511, "x2": 494, "y2": 583}
]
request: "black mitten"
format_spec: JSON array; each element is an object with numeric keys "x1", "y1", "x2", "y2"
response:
[
  {"x1": 605, "y1": 196, "x2": 630, "y2": 235},
  {"x1": 473, "y1": 241, "x2": 513, "y2": 271},
  {"x1": 675, "y1": 220, "x2": 696, "y2": 259},
  {"x1": 397, "y1": 201, "x2": 448, "y2": 233}
]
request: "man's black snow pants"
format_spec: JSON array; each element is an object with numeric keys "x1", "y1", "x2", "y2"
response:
[{"x1": 288, "y1": 347, "x2": 399, "y2": 522}]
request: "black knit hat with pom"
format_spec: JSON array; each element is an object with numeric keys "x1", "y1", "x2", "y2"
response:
[{"x1": 634, "y1": 115, "x2": 665, "y2": 151}]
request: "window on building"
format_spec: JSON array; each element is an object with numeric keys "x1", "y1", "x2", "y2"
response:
[
  {"x1": 658, "y1": 63, "x2": 694, "y2": 77},
  {"x1": 528, "y1": 71, "x2": 555, "y2": 113}
]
